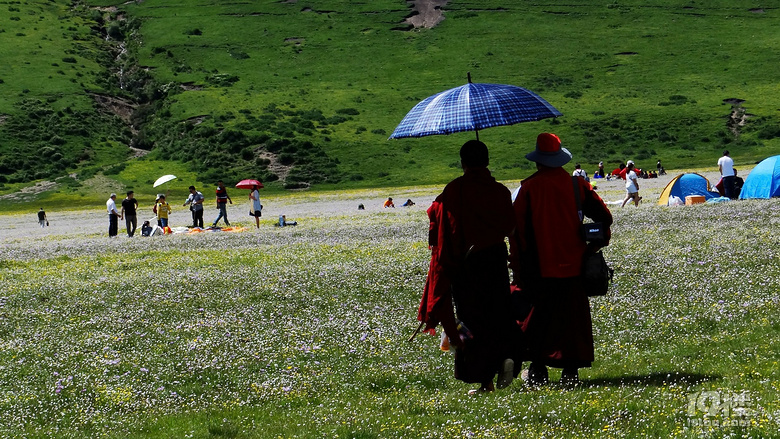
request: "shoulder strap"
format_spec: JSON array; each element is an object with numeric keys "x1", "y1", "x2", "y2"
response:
[{"x1": 572, "y1": 176, "x2": 583, "y2": 222}]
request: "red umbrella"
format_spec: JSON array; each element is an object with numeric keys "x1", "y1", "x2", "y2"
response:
[{"x1": 235, "y1": 179, "x2": 264, "y2": 189}]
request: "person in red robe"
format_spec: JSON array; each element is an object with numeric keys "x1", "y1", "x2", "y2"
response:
[
  {"x1": 510, "y1": 133, "x2": 613, "y2": 385},
  {"x1": 418, "y1": 140, "x2": 521, "y2": 393}
]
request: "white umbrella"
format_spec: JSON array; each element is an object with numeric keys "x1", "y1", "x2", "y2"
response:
[{"x1": 153, "y1": 174, "x2": 177, "y2": 188}]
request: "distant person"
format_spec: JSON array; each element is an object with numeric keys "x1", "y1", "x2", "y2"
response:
[
  {"x1": 278, "y1": 215, "x2": 297, "y2": 227},
  {"x1": 37, "y1": 208, "x2": 48, "y2": 228},
  {"x1": 249, "y1": 184, "x2": 263, "y2": 228},
  {"x1": 141, "y1": 220, "x2": 153, "y2": 237},
  {"x1": 358, "y1": 203, "x2": 365, "y2": 210},
  {"x1": 620, "y1": 162, "x2": 641, "y2": 207},
  {"x1": 384, "y1": 197, "x2": 395, "y2": 208},
  {"x1": 212, "y1": 180, "x2": 233, "y2": 227},
  {"x1": 183, "y1": 185, "x2": 205, "y2": 228},
  {"x1": 572, "y1": 163, "x2": 588, "y2": 181},
  {"x1": 121, "y1": 190, "x2": 139, "y2": 237},
  {"x1": 510, "y1": 132, "x2": 613, "y2": 386},
  {"x1": 402, "y1": 199, "x2": 416, "y2": 207},
  {"x1": 155, "y1": 195, "x2": 172, "y2": 228},
  {"x1": 106, "y1": 193, "x2": 122, "y2": 237},
  {"x1": 594, "y1": 161, "x2": 605, "y2": 179},
  {"x1": 718, "y1": 150, "x2": 736, "y2": 199}
]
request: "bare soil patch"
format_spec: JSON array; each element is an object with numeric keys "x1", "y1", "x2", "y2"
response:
[{"x1": 405, "y1": 0, "x2": 449, "y2": 29}]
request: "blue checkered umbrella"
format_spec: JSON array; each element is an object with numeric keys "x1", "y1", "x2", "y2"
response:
[{"x1": 389, "y1": 80, "x2": 562, "y2": 140}]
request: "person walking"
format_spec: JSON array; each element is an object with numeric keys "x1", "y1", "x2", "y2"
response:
[
  {"x1": 212, "y1": 180, "x2": 232, "y2": 227},
  {"x1": 418, "y1": 140, "x2": 520, "y2": 394},
  {"x1": 183, "y1": 186, "x2": 205, "y2": 228},
  {"x1": 510, "y1": 133, "x2": 613, "y2": 386},
  {"x1": 37, "y1": 207, "x2": 47, "y2": 228},
  {"x1": 620, "y1": 161, "x2": 641, "y2": 207},
  {"x1": 249, "y1": 185, "x2": 263, "y2": 228},
  {"x1": 106, "y1": 193, "x2": 122, "y2": 237},
  {"x1": 718, "y1": 150, "x2": 736, "y2": 199},
  {"x1": 121, "y1": 191, "x2": 139, "y2": 237}
]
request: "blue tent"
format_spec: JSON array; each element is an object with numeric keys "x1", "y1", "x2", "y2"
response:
[
  {"x1": 657, "y1": 173, "x2": 719, "y2": 205},
  {"x1": 739, "y1": 155, "x2": 780, "y2": 199}
]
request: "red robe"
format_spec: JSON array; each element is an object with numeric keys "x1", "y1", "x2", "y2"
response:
[
  {"x1": 418, "y1": 167, "x2": 518, "y2": 383},
  {"x1": 510, "y1": 166, "x2": 613, "y2": 368}
]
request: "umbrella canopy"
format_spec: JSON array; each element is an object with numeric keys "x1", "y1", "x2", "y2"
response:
[
  {"x1": 235, "y1": 179, "x2": 264, "y2": 190},
  {"x1": 389, "y1": 77, "x2": 561, "y2": 139},
  {"x1": 153, "y1": 174, "x2": 177, "y2": 187}
]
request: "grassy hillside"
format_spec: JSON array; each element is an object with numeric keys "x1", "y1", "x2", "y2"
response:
[{"x1": 1, "y1": 0, "x2": 780, "y2": 206}]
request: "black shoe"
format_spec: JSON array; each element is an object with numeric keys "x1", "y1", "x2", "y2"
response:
[{"x1": 522, "y1": 362, "x2": 549, "y2": 386}]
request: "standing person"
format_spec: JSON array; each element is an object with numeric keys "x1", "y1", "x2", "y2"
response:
[
  {"x1": 510, "y1": 133, "x2": 613, "y2": 385},
  {"x1": 620, "y1": 161, "x2": 641, "y2": 207},
  {"x1": 418, "y1": 140, "x2": 519, "y2": 394},
  {"x1": 249, "y1": 185, "x2": 262, "y2": 228},
  {"x1": 183, "y1": 186, "x2": 205, "y2": 228},
  {"x1": 121, "y1": 191, "x2": 139, "y2": 237},
  {"x1": 155, "y1": 195, "x2": 172, "y2": 228},
  {"x1": 212, "y1": 180, "x2": 232, "y2": 227},
  {"x1": 595, "y1": 161, "x2": 605, "y2": 179},
  {"x1": 106, "y1": 193, "x2": 122, "y2": 237},
  {"x1": 37, "y1": 208, "x2": 47, "y2": 228},
  {"x1": 718, "y1": 150, "x2": 736, "y2": 199}
]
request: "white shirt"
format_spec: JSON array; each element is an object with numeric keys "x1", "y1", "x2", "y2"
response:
[
  {"x1": 572, "y1": 169, "x2": 587, "y2": 178},
  {"x1": 106, "y1": 198, "x2": 120, "y2": 215},
  {"x1": 718, "y1": 155, "x2": 734, "y2": 177},
  {"x1": 625, "y1": 171, "x2": 638, "y2": 193}
]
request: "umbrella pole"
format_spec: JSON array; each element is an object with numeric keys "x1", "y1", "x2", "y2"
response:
[
  {"x1": 475, "y1": 129, "x2": 479, "y2": 141},
  {"x1": 408, "y1": 321, "x2": 425, "y2": 342}
]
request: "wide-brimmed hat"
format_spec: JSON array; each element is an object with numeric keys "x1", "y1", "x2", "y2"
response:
[{"x1": 526, "y1": 133, "x2": 572, "y2": 168}]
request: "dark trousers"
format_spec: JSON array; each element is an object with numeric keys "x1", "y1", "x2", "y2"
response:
[
  {"x1": 722, "y1": 175, "x2": 737, "y2": 199},
  {"x1": 191, "y1": 209, "x2": 204, "y2": 228},
  {"x1": 108, "y1": 214, "x2": 118, "y2": 237},
  {"x1": 125, "y1": 214, "x2": 137, "y2": 237}
]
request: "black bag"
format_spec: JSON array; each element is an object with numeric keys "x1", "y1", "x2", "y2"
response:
[
  {"x1": 581, "y1": 222, "x2": 606, "y2": 242},
  {"x1": 582, "y1": 251, "x2": 613, "y2": 296},
  {"x1": 572, "y1": 177, "x2": 613, "y2": 296}
]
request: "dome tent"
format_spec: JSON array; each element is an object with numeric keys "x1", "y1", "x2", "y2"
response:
[
  {"x1": 739, "y1": 155, "x2": 780, "y2": 200},
  {"x1": 657, "y1": 173, "x2": 719, "y2": 206}
]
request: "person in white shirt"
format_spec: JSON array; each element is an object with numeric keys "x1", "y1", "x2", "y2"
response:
[
  {"x1": 106, "y1": 193, "x2": 122, "y2": 237},
  {"x1": 572, "y1": 163, "x2": 588, "y2": 181},
  {"x1": 620, "y1": 162, "x2": 641, "y2": 207},
  {"x1": 718, "y1": 150, "x2": 736, "y2": 199}
]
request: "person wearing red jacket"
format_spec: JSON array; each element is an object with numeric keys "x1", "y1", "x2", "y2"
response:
[
  {"x1": 510, "y1": 133, "x2": 613, "y2": 386},
  {"x1": 418, "y1": 140, "x2": 521, "y2": 394}
]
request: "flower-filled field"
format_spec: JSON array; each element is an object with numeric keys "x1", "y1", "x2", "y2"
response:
[{"x1": 0, "y1": 194, "x2": 778, "y2": 438}]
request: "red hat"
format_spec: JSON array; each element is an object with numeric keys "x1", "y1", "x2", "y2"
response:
[{"x1": 526, "y1": 133, "x2": 572, "y2": 167}]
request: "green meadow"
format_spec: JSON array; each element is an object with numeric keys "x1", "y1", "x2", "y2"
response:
[
  {"x1": 2, "y1": 0, "x2": 780, "y2": 201},
  {"x1": 2, "y1": 1, "x2": 780, "y2": 437},
  {"x1": 0, "y1": 191, "x2": 779, "y2": 437}
]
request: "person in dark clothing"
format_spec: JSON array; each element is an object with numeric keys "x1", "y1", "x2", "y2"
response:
[
  {"x1": 121, "y1": 191, "x2": 139, "y2": 237},
  {"x1": 419, "y1": 140, "x2": 521, "y2": 394},
  {"x1": 37, "y1": 208, "x2": 47, "y2": 228}
]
